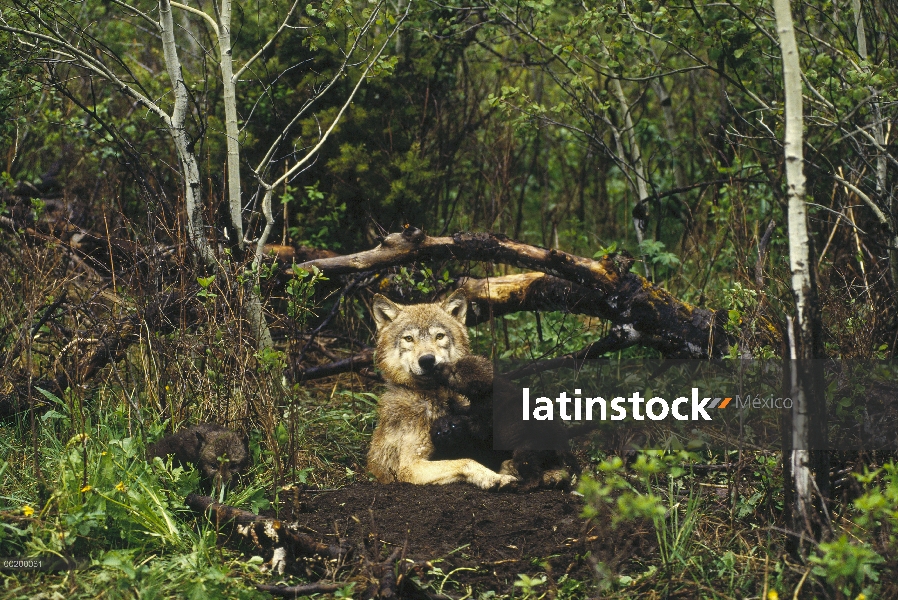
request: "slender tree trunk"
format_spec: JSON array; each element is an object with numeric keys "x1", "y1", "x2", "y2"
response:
[
  {"x1": 773, "y1": 0, "x2": 829, "y2": 541},
  {"x1": 576, "y1": 150, "x2": 588, "y2": 224},
  {"x1": 159, "y1": 0, "x2": 215, "y2": 266},
  {"x1": 851, "y1": 0, "x2": 897, "y2": 286},
  {"x1": 180, "y1": 10, "x2": 200, "y2": 57},
  {"x1": 611, "y1": 79, "x2": 652, "y2": 278},
  {"x1": 515, "y1": 134, "x2": 539, "y2": 240},
  {"x1": 852, "y1": 0, "x2": 867, "y2": 57},
  {"x1": 650, "y1": 77, "x2": 686, "y2": 190},
  {"x1": 218, "y1": 0, "x2": 245, "y2": 251},
  {"x1": 249, "y1": 187, "x2": 276, "y2": 350},
  {"x1": 611, "y1": 78, "x2": 650, "y2": 246},
  {"x1": 215, "y1": 0, "x2": 271, "y2": 349},
  {"x1": 623, "y1": 11, "x2": 685, "y2": 191}
]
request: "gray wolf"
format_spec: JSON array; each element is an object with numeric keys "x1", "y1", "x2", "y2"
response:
[{"x1": 366, "y1": 289, "x2": 519, "y2": 489}]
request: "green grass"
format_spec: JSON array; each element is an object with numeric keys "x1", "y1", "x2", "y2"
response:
[
  {"x1": 2, "y1": 296, "x2": 897, "y2": 599},
  {"x1": 0, "y1": 381, "x2": 376, "y2": 599},
  {"x1": 4, "y1": 392, "x2": 898, "y2": 599}
]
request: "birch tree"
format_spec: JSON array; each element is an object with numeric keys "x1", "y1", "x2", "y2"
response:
[
  {"x1": 772, "y1": 0, "x2": 829, "y2": 540},
  {"x1": 0, "y1": 0, "x2": 405, "y2": 350},
  {"x1": 487, "y1": 4, "x2": 661, "y2": 275},
  {"x1": 850, "y1": 0, "x2": 896, "y2": 286}
]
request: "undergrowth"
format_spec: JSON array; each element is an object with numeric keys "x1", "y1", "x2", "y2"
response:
[
  {"x1": 1, "y1": 231, "x2": 897, "y2": 599},
  {"x1": 0, "y1": 380, "x2": 379, "y2": 599},
  {"x1": 4, "y1": 370, "x2": 898, "y2": 598}
]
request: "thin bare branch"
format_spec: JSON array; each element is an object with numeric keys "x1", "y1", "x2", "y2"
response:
[
  {"x1": 108, "y1": 0, "x2": 159, "y2": 29},
  {"x1": 233, "y1": 0, "x2": 302, "y2": 81},
  {"x1": 171, "y1": 1, "x2": 219, "y2": 36},
  {"x1": 251, "y1": 1, "x2": 387, "y2": 176}
]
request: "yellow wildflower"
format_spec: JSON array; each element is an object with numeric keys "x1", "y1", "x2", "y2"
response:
[
  {"x1": 22, "y1": 505, "x2": 34, "y2": 517},
  {"x1": 856, "y1": 595, "x2": 866, "y2": 600},
  {"x1": 115, "y1": 481, "x2": 126, "y2": 492},
  {"x1": 767, "y1": 592, "x2": 779, "y2": 600},
  {"x1": 80, "y1": 485, "x2": 92, "y2": 493}
]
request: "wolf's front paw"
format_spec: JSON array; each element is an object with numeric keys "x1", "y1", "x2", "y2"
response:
[
  {"x1": 464, "y1": 460, "x2": 518, "y2": 490},
  {"x1": 432, "y1": 361, "x2": 461, "y2": 389},
  {"x1": 475, "y1": 471, "x2": 518, "y2": 491},
  {"x1": 494, "y1": 473, "x2": 519, "y2": 490}
]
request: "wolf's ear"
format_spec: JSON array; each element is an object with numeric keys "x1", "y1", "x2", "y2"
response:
[
  {"x1": 372, "y1": 294, "x2": 401, "y2": 328},
  {"x1": 441, "y1": 289, "x2": 468, "y2": 324}
]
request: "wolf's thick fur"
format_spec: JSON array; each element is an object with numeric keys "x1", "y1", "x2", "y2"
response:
[
  {"x1": 367, "y1": 290, "x2": 518, "y2": 489},
  {"x1": 147, "y1": 423, "x2": 249, "y2": 489},
  {"x1": 429, "y1": 355, "x2": 498, "y2": 462},
  {"x1": 430, "y1": 354, "x2": 580, "y2": 490}
]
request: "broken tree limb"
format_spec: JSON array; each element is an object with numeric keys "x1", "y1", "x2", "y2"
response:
[
  {"x1": 292, "y1": 349, "x2": 375, "y2": 381},
  {"x1": 256, "y1": 582, "x2": 351, "y2": 597},
  {"x1": 297, "y1": 231, "x2": 732, "y2": 358},
  {"x1": 459, "y1": 272, "x2": 720, "y2": 356},
  {"x1": 368, "y1": 548, "x2": 401, "y2": 600},
  {"x1": 185, "y1": 494, "x2": 349, "y2": 560},
  {"x1": 297, "y1": 230, "x2": 617, "y2": 287}
]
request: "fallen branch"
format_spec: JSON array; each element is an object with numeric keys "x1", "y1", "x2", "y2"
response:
[
  {"x1": 689, "y1": 463, "x2": 737, "y2": 472},
  {"x1": 292, "y1": 349, "x2": 375, "y2": 381},
  {"x1": 191, "y1": 494, "x2": 443, "y2": 599},
  {"x1": 298, "y1": 231, "x2": 732, "y2": 358},
  {"x1": 371, "y1": 548, "x2": 401, "y2": 600},
  {"x1": 256, "y1": 582, "x2": 350, "y2": 597},
  {"x1": 185, "y1": 494, "x2": 349, "y2": 562},
  {"x1": 297, "y1": 230, "x2": 618, "y2": 286}
]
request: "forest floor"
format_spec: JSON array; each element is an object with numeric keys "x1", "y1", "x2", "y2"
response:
[{"x1": 265, "y1": 481, "x2": 655, "y2": 593}]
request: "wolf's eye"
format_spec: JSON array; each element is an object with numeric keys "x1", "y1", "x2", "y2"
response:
[
  {"x1": 403, "y1": 335, "x2": 414, "y2": 342},
  {"x1": 435, "y1": 333, "x2": 445, "y2": 340}
]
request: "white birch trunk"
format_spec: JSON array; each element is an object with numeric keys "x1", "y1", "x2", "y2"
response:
[
  {"x1": 774, "y1": 0, "x2": 812, "y2": 339},
  {"x1": 159, "y1": 0, "x2": 215, "y2": 266},
  {"x1": 214, "y1": 0, "x2": 271, "y2": 348},
  {"x1": 787, "y1": 317, "x2": 811, "y2": 527},
  {"x1": 611, "y1": 78, "x2": 650, "y2": 246},
  {"x1": 773, "y1": 0, "x2": 818, "y2": 531},
  {"x1": 217, "y1": 0, "x2": 245, "y2": 249}
]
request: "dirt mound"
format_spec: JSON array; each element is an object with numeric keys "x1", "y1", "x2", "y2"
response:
[{"x1": 272, "y1": 482, "x2": 655, "y2": 592}]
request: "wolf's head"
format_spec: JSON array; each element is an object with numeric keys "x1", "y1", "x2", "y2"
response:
[
  {"x1": 371, "y1": 289, "x2": 472, "y2": 386},
  {"x1": 195, "y1": 427, "x2": 249, "y2": 489}
]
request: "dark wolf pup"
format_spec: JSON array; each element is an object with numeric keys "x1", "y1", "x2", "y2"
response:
[
  {"x1": 147, "y1": 423, "x2": 249, "y2": 489},
  {"x1": 430, "y1": 353, "x2": 579, "y2": 491}
]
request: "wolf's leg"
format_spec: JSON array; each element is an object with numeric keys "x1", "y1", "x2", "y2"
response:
[{"x1": 401, "y1": 459, "x2": 517, "y2": 490}]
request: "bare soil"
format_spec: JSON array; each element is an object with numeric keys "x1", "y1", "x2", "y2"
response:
[{"x1": 270, "y1": 482, "x2": 656, "y2": 592}]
